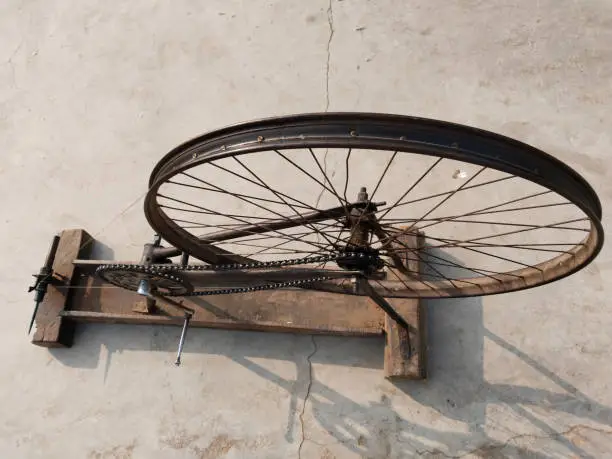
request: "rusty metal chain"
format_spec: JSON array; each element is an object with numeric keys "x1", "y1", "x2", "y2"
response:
[{"x1": 96, "y1": 251, "x2": 379, "y2": 297}]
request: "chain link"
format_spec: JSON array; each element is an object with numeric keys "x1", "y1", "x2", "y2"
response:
[{"x1": 96, "y1": 251, "x2": 378, "y2": 297}]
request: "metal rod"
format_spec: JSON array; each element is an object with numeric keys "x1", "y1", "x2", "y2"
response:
[
  {"x1": 136, "y1": 279, "x2": 195, "y2": 367},
  {"x1": 358, "y1": 277, "x2": 412, "y2": 332},
  {"x1": 27, "y1": 302, "x2": 41, "y2": 336},
  {"x1": 154, "y1": 200, "x2": 386, "y2": 261},
  {"x1": 175, "y1": 313, "x2": 191, "y2": 366},
  {"x1": 358, "y1": 276, "x2": 413, "y2": 359}
]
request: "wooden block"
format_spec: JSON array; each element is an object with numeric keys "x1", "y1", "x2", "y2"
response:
[
  {"x1": 31, "y1": 229, "x2": 93, "y2": 347},
  {"x1": 383, "y1": 232, "x2": 427, "y2": 379},
  {"x1": 68, "y1": 279, "x2": 384, "y2": 337}
]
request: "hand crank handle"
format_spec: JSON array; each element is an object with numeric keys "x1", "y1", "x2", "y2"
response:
[
  {"x1": 137, "y1": 279, "x2": 194, "y2": 366},
  {"x1": 175, "y1": 313, "x2": 191, "y2": 366}
]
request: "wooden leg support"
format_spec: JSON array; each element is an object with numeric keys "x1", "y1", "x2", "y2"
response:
[
  {"x1": 31, "y1": 229, "x2": 94, "y2": 347},
  {"x1": 30, "y1": 229, "x2": 427, "y2": 378},
  {"x1": 384, "y1": 232, "x2": 427, "y2": 379}
]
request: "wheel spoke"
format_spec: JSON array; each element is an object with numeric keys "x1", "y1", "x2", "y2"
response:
[
  {"x1": 377, "y1": 164, "x2": 513, "y2": 219},
  {"x1": 413, "y1": 191, "x2": 553, "y2": 232},
  {"x1": 456, "y1": 217, "x2": 587, "y2": 243},
  {"x1": 371, "y1": 151, "x2": 398, "y2": 199},
  {"x1": 231, "y1": 156, "x2": 340, "y2": 249},
  {"x1": 379, "y1": 216, "x2": 589, "y2": 232},
  {"x1": 378, "y1": 157, "x2": 443, "y2": 221},
  {"x1": 168, "y1": 176, "x2": 311, "y2": 210},
  {"x1": 381, "y1": 231, "x2": 518, "y2": 281},
  {"x1": 308, "y1": 148, "x2": 349, "y2": 218},
  {"x1": 384, "y1": 260, "x2": 441, "y2": 294},
  {"x1": 275, "y1": 149, "x2": 350, "y2": 207},
  {"x1": 404, "y1": 166, "x2": 486, "y2": 233},
  {"x1": 208, "y1": 160, "x2": 324, "y2": 212},
  {"x1": 158, "y1": 194, "x2": 332, "y2": 252}
]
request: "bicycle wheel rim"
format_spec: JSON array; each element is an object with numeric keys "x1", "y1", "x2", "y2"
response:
[{"x1": 144, "y1": 113, "x2": 603, "y2": 298}]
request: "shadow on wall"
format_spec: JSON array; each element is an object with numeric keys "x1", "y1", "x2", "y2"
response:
[{"x1": 48, "y1": 247, "x2": 612, "y2": 458}]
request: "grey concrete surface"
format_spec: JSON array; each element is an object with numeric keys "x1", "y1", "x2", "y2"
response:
[{"x1": 2, "y1": 1, "x2": 612, "y2": 458}]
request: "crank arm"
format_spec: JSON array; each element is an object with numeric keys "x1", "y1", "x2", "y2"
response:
[{"x1": 137, "y1": 279, "x2": 194, "y2": 366}]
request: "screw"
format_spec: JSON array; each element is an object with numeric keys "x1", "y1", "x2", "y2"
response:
[
  {"x1": 350, "y1": 130, "x2": 358, "y2": 137},
  {"x1": 192, "y1": 152, "x2": 197, "y2": 159},
  {"x1": 257, "y1": 136, "x2": 265, "y2": 142},
  {"x1": 400, "y1": 136, "x2": 406, "y2": 141}
]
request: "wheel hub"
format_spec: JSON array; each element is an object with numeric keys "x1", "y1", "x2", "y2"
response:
[{"x1": 337, "y1": 187, "x2": 384, "y2": 273}]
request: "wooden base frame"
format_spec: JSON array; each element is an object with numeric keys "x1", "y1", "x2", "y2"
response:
[{"x1": 31, "y1": 229, "x2": 426, "y2": 379}]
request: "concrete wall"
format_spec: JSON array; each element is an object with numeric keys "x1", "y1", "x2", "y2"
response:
[{"x1": 2, "y1": 1, "x2": 611, "y2": 457}]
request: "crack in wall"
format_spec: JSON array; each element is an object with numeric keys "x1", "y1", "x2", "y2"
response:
[
  {"x1": 314, "y1": 0, "x2": 335, "y2": 212},
  {"x1": 297, "y1": 335, "x2": 318, "y2": 459},
  {"x1": 324, "y1": 0, "x2": 334, "y2": 113}
]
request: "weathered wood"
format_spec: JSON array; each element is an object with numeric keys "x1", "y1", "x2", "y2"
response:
[
  {"x1": 60, "y1": 310, "x2": 381, "y2": 336},
  {"x1": 69, "y1": 275, "x2": 384, "y2": 336},
  {"x1": 33, "y1": 229, "x2": 425, "y2": 378},
  {"x1": 384, "y1": 232, "x2": 427, "y2": 379},
  {"x1": 31, "y1": 229, "x2": 94, "y2": 347}
]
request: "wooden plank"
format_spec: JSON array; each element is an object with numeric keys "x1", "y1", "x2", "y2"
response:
[
  {"x1": 60, "y1": 310, "x2": 381, "y2": 336},
  {"x1": 383, "y1": 232, "x2": 427, "y2": 379},
  {"x1": 31, "y1": 229, "x2": 93, "y2": 347},
  {"x1": 68, "y1": 276, "x2": 384, "y2": 336}
]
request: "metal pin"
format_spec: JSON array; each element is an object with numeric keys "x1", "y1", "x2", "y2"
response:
[
  {"x1": 180, "y1": 252, "x2": 189, "y2": 267},
  {"x1": 175, "y1": 313, "x2": 191, "y2": 366},
  {"x1": 137, "y1": 279, "x2": 150, "y2": 296}
]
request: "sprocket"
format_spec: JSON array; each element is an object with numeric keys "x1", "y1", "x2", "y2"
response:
[{"x1": 96, "y1": 264, "x2": 193, "y2": 296}]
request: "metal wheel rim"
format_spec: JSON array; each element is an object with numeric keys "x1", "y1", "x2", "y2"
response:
[{"x1": 144, "y1": 113, "x2": 604, "y2": 299}]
